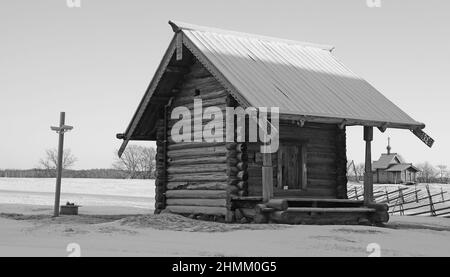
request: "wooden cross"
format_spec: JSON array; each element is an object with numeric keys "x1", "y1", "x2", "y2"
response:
[{"x1": 50, "y1": 112, "x2": 73, "y2": 217}]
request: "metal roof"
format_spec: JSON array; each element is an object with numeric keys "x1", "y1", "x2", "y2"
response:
[
  {"x1": 372, "y1": 153, "x2": 404, "y2": 170},
  {"x1": 117, "y1": 21, "x2": 432, "y2": 156},
  {"x1": 386, "y1": 164, "x2": 420, "y2": 172},
  {"x1": 171, "y1": 21, "x2": 425, "y2": 129}
]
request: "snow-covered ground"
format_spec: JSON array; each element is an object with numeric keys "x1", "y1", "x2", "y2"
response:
[
  {"x1": 1, "y1": 178, "x2": 449, "y2": 257},
  {"x1": 1, "y1": 203, "x2": 450, "y2": 257}
]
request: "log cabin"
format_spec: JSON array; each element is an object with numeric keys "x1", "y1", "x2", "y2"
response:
[{"x1": 116, "y1": 21, "x2": 433, "y2": 225}]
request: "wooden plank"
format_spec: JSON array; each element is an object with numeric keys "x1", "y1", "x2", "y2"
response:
[
  {"x1": 279, "y1": 198, "x2": 364, "y2": 204},
  {"x1": 286, "y1": 207, "x2": 376, "y2": 213},
  {"x1": 270, "y1": 210, "x2": 372, "y2": 225},
  {"x1": 176, "y1": 32, "x2": 183, "y2": 61}
]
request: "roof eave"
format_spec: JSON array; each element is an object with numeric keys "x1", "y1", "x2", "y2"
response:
[{"x1": 278, "y1": 112, "x2": 425, "y2": 130}]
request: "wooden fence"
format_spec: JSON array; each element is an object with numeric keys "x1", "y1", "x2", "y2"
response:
[{"x1": 347, "y1": 183, "x2": 450, "y2": 217}]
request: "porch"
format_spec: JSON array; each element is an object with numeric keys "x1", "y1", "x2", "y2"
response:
[{"x1": 231, "y1": 196, "x2": 389, "y2": 225}]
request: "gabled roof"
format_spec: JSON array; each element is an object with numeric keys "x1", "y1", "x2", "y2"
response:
[
  {"x1": 372, "y1": 153, "x2": 404, "y2": 170},
  {"x1": 117, "y1": 21, "x2": 429, "y2": 156},
  {"x1": 172, "y1": 21, "x2": 425, "y2": 129},
  {"x1": 386, "y1": 163, "x2": 420, "y2": 172}
]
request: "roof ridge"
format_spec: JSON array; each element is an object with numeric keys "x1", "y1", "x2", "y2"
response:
[{"x1": 168, "y1": 20, "x2": 335, "y2": 52}]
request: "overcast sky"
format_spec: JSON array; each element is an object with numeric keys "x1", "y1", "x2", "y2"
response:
[{"x1": 1, "y1": 0, "x2": 449, "y2": 169}]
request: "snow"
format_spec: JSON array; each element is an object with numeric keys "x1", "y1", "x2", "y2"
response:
[{"x1": 0, "y1": 178, "x2": 449, "y2": 256}]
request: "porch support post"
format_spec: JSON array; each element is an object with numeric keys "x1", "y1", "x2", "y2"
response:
[
  {"x1": 262, "y1": 152, "x2": 273, "y2": 202},
  {"x1": 363, "y1": 126, "x2": 374, "y2": 205}
]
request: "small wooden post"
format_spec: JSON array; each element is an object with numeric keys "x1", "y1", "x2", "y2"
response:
[
  {"x1": 415, "y1": 184, "x2": 419, "y2": 203},
  {"x1": 262, "y1": 152, "x2": 273, "y2": 202},
  {"x1": 354, "y1": 186, "x2": 359, "y2": 200},
  {"x1": 363, "y1": 126, "x2": 373, "y2": 205},
  {"x1": 426, "y1": 185, "x2": 437, "y2": 216},
  {"x1": 398, "y1": 187, "x2": 405, "y2": 215}
]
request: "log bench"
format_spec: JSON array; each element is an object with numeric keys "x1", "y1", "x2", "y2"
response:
[{"x1": 232, "y1": 197, "x2": 389, "y2": 225}]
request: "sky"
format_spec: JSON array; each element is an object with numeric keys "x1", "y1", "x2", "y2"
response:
[{"x1": 1, "y1": 0, "x2": 449, "y2": 169}]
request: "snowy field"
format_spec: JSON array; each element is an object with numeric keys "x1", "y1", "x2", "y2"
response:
[{"x1": 0, "y1": 178, "x2": 154, "y2": 210}]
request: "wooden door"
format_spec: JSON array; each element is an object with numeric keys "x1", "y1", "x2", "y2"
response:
[{"x1": 277, "y1": 144, "x2": 307, "y2": 190}]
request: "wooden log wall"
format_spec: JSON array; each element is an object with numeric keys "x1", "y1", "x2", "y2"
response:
[
  {"x1": 158, "y1": 59, "x2": 244, "y2": 221},
  {"x1": 336, "y1": 126, "x2": 348, "y2": 199}
]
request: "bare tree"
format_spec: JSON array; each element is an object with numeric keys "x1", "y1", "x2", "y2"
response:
[
  {"x1": 113, "y1": 145, "x2": 156, "y2": 179},
  {"x1": 416, "y1": 162, "x2": 437, "y2": 183},
  {"x1": 39, "y1": 148, "x2": 77, "y2": 170},
  {"x1": 437, "y1": 164, "x2": 448, "y2": 183},
  {"x1": 355, "y1": 163, "x2": 365, "y2": 181}
]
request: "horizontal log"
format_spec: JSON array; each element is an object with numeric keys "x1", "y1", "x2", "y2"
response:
[
  {"x1": 170, "y1": 98, "x2": 227, "y2": 111},
  {"x1": 172, "y1": 89, "x2": 228, "y2": 106},
  {"x1": 236, "y1": 153, "x2": 248, "y2": 161},
  {"x1": 236, "y1": 181, "x2": 248, "y2": 190},
  {"x1": 181, "y1": 76, "x2": 221, "y2": 90},
  {"x1": 236, "y1": 162, "x2": 248, "y2": 171},
  {"x1": 168, "y1": 156, "x2": 232, "y2": 166},
  {"x1": 165, "y1": 190, "x2": 227, "y2": 199},
  {"x1": 167, "y1": 141, "x2": 228, "y2": 151},
  {"x1": 236, "y1": 144, "x2": 247, "y2": 153},
  {"x1": 167, "y1": 172, "x2": 229, "y2": 182},
  {"x1": 266, "y1": 199, "x2": 288, "y2": 211},
  {"x1": 166, "y1": 198, "x2": 227, "y2": 207},
  {"x1": 236, "y1": 171, "x2": 248, "y2": 181},
  {"x1": 164, "y1": 205, "x2": 227, "y2": 216},
  {"x1": 167, "y1": 146, "x2": 229, "y2": 159},
  {"x1": 227, "y1": 166, "x2": 240, "y2": 175},
  {"x1": 167, "y1": 163, "x2": 228, "y2": 174},
  {"x1": 166, "y1": 181, "x2": 229, "y2": 190},
  {"x1": 167, "y1": 118, "x2": 227, "y2": 130},
  {"x1": 184, "y1": 64, "x2": 212, "y2": 79}
]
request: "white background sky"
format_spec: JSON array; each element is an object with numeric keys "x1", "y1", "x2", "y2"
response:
[{"x1": 1, "y1": 0, "x2": 449, "y2": 169}]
